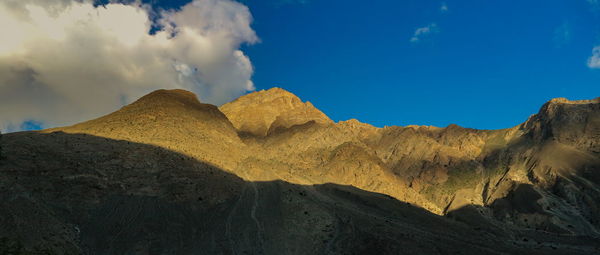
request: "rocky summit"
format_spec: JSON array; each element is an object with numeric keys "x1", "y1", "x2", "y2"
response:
[{"x1": 1, "y1": 88, "x2": 599, "y2": 254}]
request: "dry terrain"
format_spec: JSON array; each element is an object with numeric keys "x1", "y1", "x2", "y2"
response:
[{"x1": 0, "y1": 88, "x2": 599, "y2": 254}]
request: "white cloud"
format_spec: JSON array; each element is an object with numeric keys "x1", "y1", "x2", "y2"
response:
[
  {"x1": 440, "y1": 2, "x2": 448, "y2": 12},
  {"x1": 410, "y1": 23, "x2": 438, "y2": 43},
  {"x1": 588, "y1": 46, "x2": 600, "y2": 69},
  {"x1": 0, "y1": 0, "x2": 258, "y2": 131}
]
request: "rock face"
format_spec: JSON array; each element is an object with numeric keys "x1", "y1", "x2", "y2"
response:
[
  {"x1": 220, "y1": 87, "x2": 332, "y2": 136},
  {"x1": 1, "y1": 89, "x2": 599, "y2": 254}
]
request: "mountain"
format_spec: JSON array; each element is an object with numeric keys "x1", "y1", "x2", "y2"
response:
[
  {"x1": 220, "y1": 87, "x2": 332, "y2": 136},
  {"x1": 0, "y1": 88, "x2": 599, "y2": 254},
  {"x1": 46, "y1": 89, "x2": 245, "y2": 170}
]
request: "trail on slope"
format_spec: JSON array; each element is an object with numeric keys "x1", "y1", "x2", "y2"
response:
[
  {"x1": 228, "y1": 166, "x2": 265, "y2": 254},
  {"x1": 248, "y1": 181, "x2": 264, "y2": 248},
  {"x1": 225, "y1": 186, "x2": 246, "y2": 255}
]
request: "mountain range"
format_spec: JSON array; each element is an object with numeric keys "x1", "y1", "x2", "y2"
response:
[{"x1": 0, "y1": 88, "x2": 599, "y2": 254}]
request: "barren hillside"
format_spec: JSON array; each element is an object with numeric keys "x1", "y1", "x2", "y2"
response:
[{"x1": 0, "y1": 88, "x2": 599, "y2": 254}]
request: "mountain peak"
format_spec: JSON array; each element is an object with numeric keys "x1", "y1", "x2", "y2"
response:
[
  {"x1": 96, "y1": 89, "x2": 232, "y2": 128},
  {"x1": 130, "y1": 89, "x2": 203, "y2": 108},
  {"x1": 262, "y1": 87, "x2": 297, "y2": 97},
  {"x1": 226, "y1": 87, "x2": 301, "y2": 106},
  {"x1": 519, "y1": 96, "x2": 600, "y2": 147},
  {"x1": 547, "y1": 97, "x2": 600, "y2": 105},
  {"x1": 48, "y1": 89, "x2": 243, "y2": 170},
  {"x1": 220, "y1": 87, "x2": 332, "y2": 136}
]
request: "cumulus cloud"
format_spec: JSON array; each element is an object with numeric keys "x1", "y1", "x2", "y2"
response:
[
  {"x1": 410, "y1": 23, "x2": 438, "y2": 43},
  {"x1": 588, "y1": 46, "x2": 600, "y2": 69},
  {"x1": 0, "y1": 0, "x2": 258, "y2": 131}
]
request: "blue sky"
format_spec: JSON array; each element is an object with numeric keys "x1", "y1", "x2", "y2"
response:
[
  {"x1": 3, "y1": 0, "x2": 600, "y2": 131},
  {"x1": 238, "y1": 0, "x2": 600, "y2": 129}
]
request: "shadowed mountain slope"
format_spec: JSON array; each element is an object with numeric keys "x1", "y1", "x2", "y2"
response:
[
  {"x1": 1, "y1": 89, "x2": 599, "y2": 254},
  {"x1": 0, "y1": 132, "x2": 597, "y2": 254},
  {"x1": 224, "y1": 92, "x2": 600, "y2": 236}
]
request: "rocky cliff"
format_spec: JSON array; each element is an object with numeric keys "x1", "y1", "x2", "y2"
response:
[{"x1": 0, "y1": 88, "x2": 598, "y2": 254}]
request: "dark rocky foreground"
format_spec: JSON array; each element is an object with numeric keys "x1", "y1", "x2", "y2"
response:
[{"x1": 0, "y1": 132, "x2": 597, "y2": 254}]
